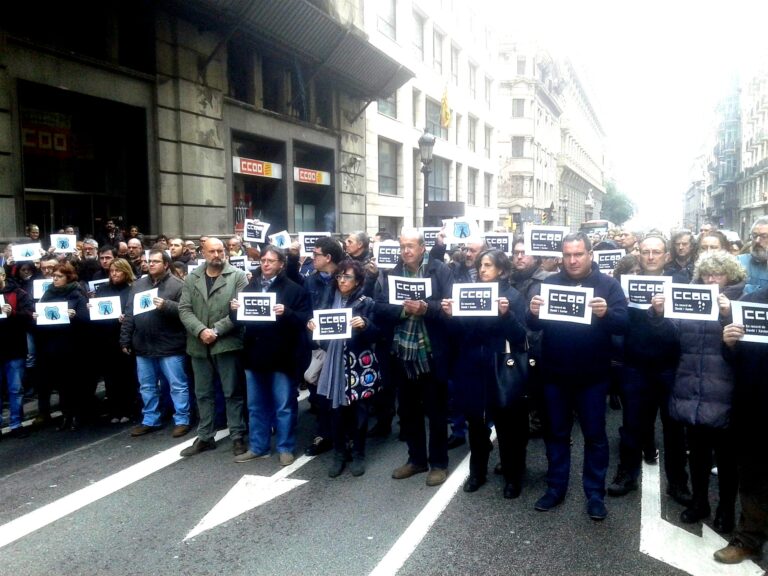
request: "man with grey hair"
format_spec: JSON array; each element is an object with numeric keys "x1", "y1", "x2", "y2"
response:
[
  {"x1": 375, "y1": 228, "x2": 454, "y2": 486},
  {"x1": 738, "y1": 216, "x2": 768, "y2": 294},
  {"x1": 345, "y1": 231, "x2": 378, "y2": 296},
  {"x1": 616, "y1": 228, "x2": 640, "y2": 255}
]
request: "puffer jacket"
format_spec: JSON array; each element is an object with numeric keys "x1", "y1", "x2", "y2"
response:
[{"x1": 669, "y1": 281, "x2": 744, "y2": 428}]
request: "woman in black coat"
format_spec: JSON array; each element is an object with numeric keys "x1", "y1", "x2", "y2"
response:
[
  {"x1": 33, "y1": 262, "x2": 89, "y2": 430},
  {"x1": 441, "y1": 249, "x2": 528, "y2": 498}
]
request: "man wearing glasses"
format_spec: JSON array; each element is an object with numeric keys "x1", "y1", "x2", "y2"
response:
[{"x1": 738, "y1": 216, "x2": 768, "y2": 294}]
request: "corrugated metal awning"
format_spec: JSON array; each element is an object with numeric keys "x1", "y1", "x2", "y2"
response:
[{"x1": 163, "y1": 0, "x2": 413, "y2": 99}]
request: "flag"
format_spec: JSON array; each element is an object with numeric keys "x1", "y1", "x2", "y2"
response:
[{"x1": 440, "y1": 88, "x2": 451, "y2": 128}]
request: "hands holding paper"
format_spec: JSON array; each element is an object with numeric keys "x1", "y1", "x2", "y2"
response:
[
  {"x1": 589, "y1": 297, "x2": 608, "y2": 318},
  {"x1": 717, "y1": 293, "x2": 732, "y2": 317},
  {"x1": 529, "y1": 295, "x2": 544, "y2": 316},
  {"x1": 722, "y1": 323, "x2": 745, "y2": 347},
  {"x1": 403, "y1": 299, "x2": 428, "y2": 316}
]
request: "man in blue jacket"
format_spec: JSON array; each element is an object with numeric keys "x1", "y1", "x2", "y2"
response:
[{"x1": 528, "y1": 232, "x2": 628, "y2": 520}]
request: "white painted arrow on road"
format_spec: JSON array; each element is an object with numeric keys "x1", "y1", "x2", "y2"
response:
[
  {"x1": 640, "y1": 459, "x2": 763, "y2": 576},
  {"x1": 184, "y1": 454, "x2": 314, "y2": 541}
]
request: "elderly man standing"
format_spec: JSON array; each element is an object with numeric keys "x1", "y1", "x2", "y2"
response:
[
  {"x1": 375, "y1": 228, "x2": 453, "y2": 486},
  {"x1": 739, "y1": 216, "x2": 768, "y2": 294},
  {"x1": 345, "y1": 231, "x2": 378, "y2": 296},
  {"x1": 178, "y1": 237, "x2": 248, "y2": 457},
  {"x1": 529, "y1": 232, "x2": 628, "y2": 520}
]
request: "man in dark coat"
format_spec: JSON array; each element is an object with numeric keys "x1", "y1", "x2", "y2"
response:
[{"x1": 528, "y1": 232, "x2": 628, "y2": 520}]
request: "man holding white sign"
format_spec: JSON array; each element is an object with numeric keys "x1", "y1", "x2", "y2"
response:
[
  {"x1": 528, "y1": 232, "x2": 628, "y2": 520},
  {"x1": 375, "y1": 228, "x2": 453, "y2": 487}
]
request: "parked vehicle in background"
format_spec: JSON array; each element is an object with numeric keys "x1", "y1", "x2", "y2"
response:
[{"x1": 579, "y1": 219, "x2": 615, "y2": 239}]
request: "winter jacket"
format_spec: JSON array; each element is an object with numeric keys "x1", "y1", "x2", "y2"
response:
[
  {"x1": 738, "y1": 253, "x2": 768, "y2": 295},
  {"x1": 35, "y1": 282, "x2": 89, "y2": 359},
  {"x1": 179, "y1": 262, "x2": 248, "y2": 358},
  {"x1": 120, "y1": 271, "x2": 186, "y2": 357},
  {"x1": 0, "y1": 279, "x2": 33, "y2": 361},
  {"x1": 93, "y1": 280, "x2": 132, "y2": 354},
  {"x1": 669, "y1": 281, "x2": 744, "y2": 428}
]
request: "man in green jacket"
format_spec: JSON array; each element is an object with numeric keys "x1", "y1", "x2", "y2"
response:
[{"x1": 178, "y1": 237, "x2": 248, "y2": 457}]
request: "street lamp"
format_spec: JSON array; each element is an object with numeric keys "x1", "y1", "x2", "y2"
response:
[
  {"x1": 560, "y1": 190, "x2": 569, "y2": 229},
  {"x1": 419, "y1": 128, "x2": 436, "y2": 226}
]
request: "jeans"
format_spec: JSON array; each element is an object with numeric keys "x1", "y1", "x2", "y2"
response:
[
  {"x1": 1, "y1": 358, "x2": 25, "y2": 429},
  {"x1": 245, "y1": 370, "x2": 297, "y2": 455},
  {"x1": 136, "y1": 355, "x2": 190, "y2": 426}
]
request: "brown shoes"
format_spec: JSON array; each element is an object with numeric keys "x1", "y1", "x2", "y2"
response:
[
  {"x1": 392, "y1": 462, "x2": 428, "y2": 479},
  {"x1": 130, "y1": 424, "x2": 162, "y2": 437},
  {"x1": 426, "y1": 468, "x2": 448, "y2": 486},
  {"x1": 713, "y1": 541, "x2": 761, "y2": 564},
  {"x1": 171, "y1": 424, "x2": 191, "y2": 438}
]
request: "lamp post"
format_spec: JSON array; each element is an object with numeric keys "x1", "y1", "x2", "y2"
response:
[
  {"x1": 418, "y1": 128, "x2": 436, "y2": 227},
  {"x1": 560, "y1": 190, "x2": 569, "y2": 229}
]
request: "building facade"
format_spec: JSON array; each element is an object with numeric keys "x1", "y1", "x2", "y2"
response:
[
  {"x1": 0, "y1": 0, "x2": 411, "y2": 242},
  {"x1": 738, "y1": 71, "x2": 768, "y2": 236},
  {"x1": 706, "y1": 90, "x2": 740, "y2": 231}
]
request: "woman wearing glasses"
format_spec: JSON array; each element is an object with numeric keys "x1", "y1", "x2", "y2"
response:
[
  {"x1": 230, "y1": 246, "x2": 312, "y2": 466},
  {"x1": 307, "y1": 259, "x2": 381, "y2": 478},
  {"x1": 33, "y1": 262, "x2": 89, "y2": 431}
]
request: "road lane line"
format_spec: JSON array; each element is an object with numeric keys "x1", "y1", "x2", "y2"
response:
[
  {"x1": 0, "y1": 429, "x2": 231, "y2": 549},
  {"x1": 368, "y1": 431, "x2": 495, "y2": 576}
]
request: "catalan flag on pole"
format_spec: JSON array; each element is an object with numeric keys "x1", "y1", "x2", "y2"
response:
[{"x1": 440, "y1": 87, "x2": 451, "y2": 128}]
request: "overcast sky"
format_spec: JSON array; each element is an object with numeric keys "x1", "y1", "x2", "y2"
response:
[{"x1": 496, "y1": 0, "x2": 768, "y2": 230}]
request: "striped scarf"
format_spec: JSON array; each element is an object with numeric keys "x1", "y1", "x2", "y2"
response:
[{"x1": 392, "y1": 254, "x2": 431, "y2": 378}]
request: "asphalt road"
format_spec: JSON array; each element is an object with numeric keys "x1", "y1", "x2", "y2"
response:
[{"x1": 1, "y1": 398, "x2": 765, "y2": 576}]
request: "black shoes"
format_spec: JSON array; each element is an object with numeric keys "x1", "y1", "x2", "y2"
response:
[
  {"x1": 587, "y1": 497, "x2": 608, "y2": 521},
  {"x1": 680, "y1": 504, "x2": 711, "y2": 524},
  {"x1": 607, "y1": 468, "x2": 638, "y2": 497},
  {"x1": 534, "y1": 491, "x2": 564, "y2": 512},
  {"x1": 503, "y1": 482, "x2": 522, "y2": 499},
  {"x1": 328, "y1": 453, "x2": 346, "y2": 478},
  {"x1": 643, "y1": 449, "x2": 659, "y2": 465},
  {"x1": 232, "y1": 438, "x2": 247, "y2": 456},
  {"x1": 666, "y1": 483, "x2": 693, "y2": 507},
  {"x1": 180, "y1": 437, "x2": 217, "y2": 457},
  {"x1": 463, "y1": 476, "x2": 486, "y2": 493},
  {"x1": 713, "y1": 507, "x2": 735, "y2": 534},
  {"x1": 447, "y1": 435, "x2": 466, "y2": 450},
  {"x1": 305, "y1": 436, "x2": 333, "y2": 456}
]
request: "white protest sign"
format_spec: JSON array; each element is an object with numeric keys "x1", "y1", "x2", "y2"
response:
[
  {"x1": 621, "y1": 275, "x2": 670, "y2": 310},
  {"x1": 132, "y1": 288, "x2": 159, "y2": 316},
  {"x1": 236, "y1": 292, "x2": 276, "y2": 321},
  {"x1": 312, "y1": 308, "x2": 352, "y2": 341},
  {"x1": 50, "y1": 234, "x2": 77, "y2": 254},
  {"x1": 420, "y1": 227, "x2": 442, "y2": 251},
  {"x1": 88, "y1": 278, "x2": 110, "y2": 293},
  {"x1": 730, "y1": 301, "x2": 768, "y2": 343},
  {"x1": 452, "y1": 282, "x2": 499, "y2": 317},
  {"x1": 539, "y1": 284, "x2": 594, "y2": 325},
  {"x1": 35, "y1": 301, "x2": 70, "y2": 326},
  {"x1": 483, "y1": 233, "x2": 514, "y2": 255},
  {"x1": 374, "y1": 241, "x2": 401, "y2": 270},
  {"x1": 387, "y1": 275, "x2": 432, "y2": 304},
  {"x1": 594, "y1": 249, "x2": 625, "y2": 275},
  {"x1": 12, "y1": 243, "x2": 43, "y2": 262},
  {"x1": 523, "y1": 226, "x2": 569, "y2": 257},
  {"x1": 0, "y1": 295, "x2": 6, "y2": 319},
  {"x1": 243, "y1": 219, "x2": 270, "y2": 243},
  {"x1": 89, "y1": 296, "x2": 122, "y2": 321},
  {"x1": 229, "y1": 256, "x2": 247, "y2": 271},
  {"x1": 269, "y1": 230, "x2": 291, "y2": 249},
  {"x1": 663, "y1": 283, "x2": 719, "y2": 321},
  {"x1": 32, "y1": 279, "x2": 54, "y2": 300},
  {"x1": 443, "y1": 218, "x2": 480, "y2": 247},
  {"x1": 299, "y1": 232, "x2": 331, "y2": 258}
]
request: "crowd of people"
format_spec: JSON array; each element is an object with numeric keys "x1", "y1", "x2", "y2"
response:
[{"x1": 1, "y1": 215, "x2": 767, "y2": 566}]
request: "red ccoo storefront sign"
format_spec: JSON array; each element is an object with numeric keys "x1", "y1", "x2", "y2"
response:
[
  {"x1": 232, "y1": 156, "x2": 283, "y2": 179},
  {"x1": 293, "y1": 167, "x2": 331, "y2": 186}
]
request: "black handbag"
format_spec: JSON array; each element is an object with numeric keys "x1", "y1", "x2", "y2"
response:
[{"x1": 493, "y1": 339, "x2": 530, "y2": 407}]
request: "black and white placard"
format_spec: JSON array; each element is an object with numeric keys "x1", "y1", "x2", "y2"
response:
[
  {"x1": 387, "y1": 276, "x2": 432, "y2": 304},
  {"x1": 229, "y1": 256, "x2": 247, "y2": 271},
  {"x1": 594, "y1": 249, "x2": 625, "y2": 275},
  {"x1": 523, "y1": 226, "x2": 569, "y2": 257},
  {"x1": 731, "y1": 301, "x2": 768, "y2": 343},
  {"x1": 620, "y1": 274, "x2": 670, "y2": 309},
  {"x1": 663, "y1": 283, "x2": 719, "y2": 321},
  {"x1": 421, "y1": 227, "x2": 442, "y2": 250},
  {"x1": 483, "y1": 233, "x2": 513, "y2": 255},
  {"x1": 312, "y1": 308, "x2": 352, "y2": 341},
  {"x1": 539, "y1": 285, "x2": 594, "y2": 325},
  {"x1": 236, "y1": 292, "x2": 276, "y2": 322},
  {"x1": 451, "y1": 282, "x2": 499, "y2": 316},
  {"x1": 374, "y1": 241, "x2": 401, "y2": 270},
  {"x1": 299, "y1": 232, "x2": 332, "y2": 257},
  {"x1": 88, "y1": 278, "x2": 110, "y2": 293},
  {"x1": 243, "y1": 219, "x2": 270, "y2": 243}
]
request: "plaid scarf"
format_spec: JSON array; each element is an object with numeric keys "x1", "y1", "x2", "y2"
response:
[{"x1": 392, "y1": 253, "x2": 431, "y2": 378}]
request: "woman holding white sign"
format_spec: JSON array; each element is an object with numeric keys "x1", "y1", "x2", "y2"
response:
[
  {"x1": 654, "y1": 251, "x2": 745, "y2": 533},
  {"x1": 440, "y1": 249, "x2": 529, "y2": 498},
  {"x1": 307, "y1": 259, "x2": 381, "y2": 478},
  {"x1": 33, "y1": 262, "x2": 89, "y2": 431}
]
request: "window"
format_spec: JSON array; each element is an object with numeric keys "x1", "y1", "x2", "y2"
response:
[
  {"x1": 412, "y1": 13, "x2": 424, "y2": 60},
  {"x1": 378, "y1": 92, "x2": 397, "y2": 119},
  {"x1": 485, "y1": 76, "x2": 492, "y2": 108},
  {"x1": 428, "y1": 157, "x2": 449, "y2": 201},
  {"x1": 511, "y1": 136, "x2": 524, "y2": 157},
  {"x1": 378, "y1": 138, "x2": 398, "y2": 196},
  {"x1": 379, "y1": 216, "x2": 402, "y2": 237},
  {"x1": 517, "y1": 57, "x2": 526, "y2": 75},
  {"x1": 412, "y1": 89, "x2": 420, "y2": 127},
  {"x1": 426, "y1": 99, "x2": 448, "y2": 140},
  {"x1": 468, "y1": 63, "x2": 477, "y2": 99},
  {"x1": 455, "y1": 113, "x2": 462, "y2": 145},
  {"x1": 468, "y1": 168, "x2": 478, "y2": 205},
  {"x1": 484, "y1": 173, "x2": 492, "y2": 207},
  {"x1": 451, "y1": 45, "x2": 460, "y2": 85},
  {"x1": 456, "y1": 162, "x2": 462, "y2": 199},
  {"x1": 484, "y1": 125, "x2": 492, "y2": 158},
  {"x1": 433, "y1": 31, "x2": 444, "y2": 74},
  {"x1": 512, "y1": 98, "x2": 525, "y2": 117},
  {"x1": 468, "y1": 116, "x2": 477, "y2": 152},
  {"x1": 378, "y1": 0, "x2": 396, "y2": 40}
]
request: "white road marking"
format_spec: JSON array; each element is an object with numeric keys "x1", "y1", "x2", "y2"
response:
[
  {"x1": 368, "y1": 431, "x2": 493, "y2": 576},
  {"x1": 640, "y1": 459, "x2": 763, "y2": 576},
  {"x1": 184, "y1": 454, "x2": 314, "y2": 541},
  {"x1": 0, "y1": 429, "x2": 230, "y2": 549}
]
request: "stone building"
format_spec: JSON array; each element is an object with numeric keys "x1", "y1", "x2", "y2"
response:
[{"x1": 738, "y1": 71, "x2": 768, "y2": 236}]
